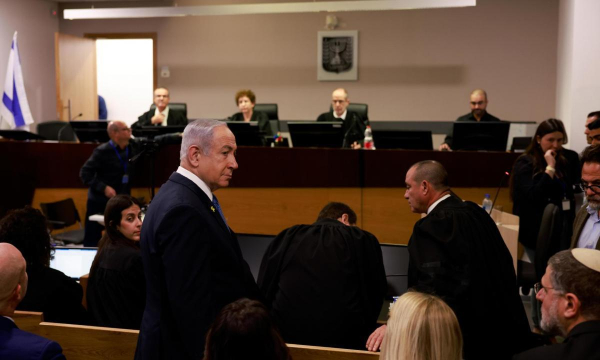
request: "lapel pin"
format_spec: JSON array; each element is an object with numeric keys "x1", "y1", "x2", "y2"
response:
[{"x1": 210, "y1": 206, "x2": 216, "y2": 213}]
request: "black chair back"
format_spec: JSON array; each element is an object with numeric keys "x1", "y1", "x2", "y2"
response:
[
  {"x1": 150, "y1": 103, "x2": 187, "y2": 118},
  {"x1": 254, "y1": 103, "x2": 279, "y2": 120},
  {"x1": 40, "y1": 198, "x2": 81, "y2": 230},
  {"x1": 37, "y1": 121, "x2": 77, "y2": 141},
  {"x1": 534, "y1": 203, "x2": 562, "y2": 279}
]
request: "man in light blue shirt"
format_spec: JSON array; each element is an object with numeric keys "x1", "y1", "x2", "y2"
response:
[{"x1": 571, "y1": 145, "x2": 600, "y2": 250}]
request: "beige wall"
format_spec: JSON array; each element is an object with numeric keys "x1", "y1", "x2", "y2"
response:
[
  {"x1": 59, "y1": 0, "x2": 559, "y2": 123},
  {"x1": 0, "y1": 0, "x2": 59, "y2": 127}
]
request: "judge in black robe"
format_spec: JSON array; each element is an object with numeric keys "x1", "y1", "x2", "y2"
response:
[{"x1": 258, "y1": 203, "x2": 387, "y2": 350}]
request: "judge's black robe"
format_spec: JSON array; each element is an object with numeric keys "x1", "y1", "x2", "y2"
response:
[
  {"x1": 316, "y1": 110, "x2": 368, "y2": 148},
  {"x1": 408, "y1": 195, "x2": 534, "y2": 360},
  {"x1": 258, "y1": 219, "x2": 387, "y2": 350}
]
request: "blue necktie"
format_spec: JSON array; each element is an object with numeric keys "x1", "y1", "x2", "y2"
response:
[{"x1": 212, "y1": 195, "x2": 228, "y2": 228}]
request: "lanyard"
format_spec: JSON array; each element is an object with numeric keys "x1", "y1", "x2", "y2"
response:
[{"x1": 109, "y1": 140, "x2": 129, "y2": 174}]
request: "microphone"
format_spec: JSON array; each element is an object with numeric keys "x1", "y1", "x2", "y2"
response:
[
  {"x1": 489, "y1": 171, "x2": 510, "y2": 214},
  {"x1": 71, "y1": 113, "x2": 83, "y2": 121}
]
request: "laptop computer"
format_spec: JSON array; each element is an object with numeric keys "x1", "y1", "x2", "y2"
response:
[{"x1": 49, "y1": 247, "x2": 98, "y2": 280}]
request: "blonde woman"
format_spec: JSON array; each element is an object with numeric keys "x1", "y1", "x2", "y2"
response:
[{"x1": 380, "y1": 292, "x2": 462, "y2": 360}]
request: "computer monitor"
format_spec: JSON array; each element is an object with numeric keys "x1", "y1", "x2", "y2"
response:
[
  {"x1": 372, "y1": 130, "x2": 433, "y2": 150},
  {"x1": 288, "y1": 121, "x2": 344, "y2": 148},
  {"x1": 49, "y1": 247, "x2": 98, "y2": 280},
  {"x1": 69, "y1": 121, "x2": 109, "y2": 143},
  {"x1": 380, "y1": 243, "x2": 409, "y2": 297},
  {"x1": 452, "y1": 122, "x2": 510, "y2": 151},
  {"x1": 224, "y1": 121, "x2": 266, "y2": 146},
  {"x1": 132, "y1": 125, "x2": 186, "y2": 139},
  {"x1": 236, "y1": 233, "x2": 275, "y2": 281}
]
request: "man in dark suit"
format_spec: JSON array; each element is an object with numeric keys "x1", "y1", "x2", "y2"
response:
[
  {"x1": 316, "y1": 88, "x2": 368, "y2": 148},
  {"x1": 135, "y1": 119, "x2": 259, "y2": 360},
  {"x1": 0, "y1": 243, "x2": 65, "y2": 360},
  {"x1": 80, "y1": 120, "x2": 137, "y2": 246},
  {"x1": 440, "y1": 89, "x2": 501, "y2": 150},
  {"x1": 131, "y1": 87, "x2": 188, "y2": 129},
  {"x1": 367, "y1": 161, "x2": 533, "y2": 359},
  {"x1": 571, "y1": 145, "x2": 600, "y2": 250},
  {"x1": 513, "y1": 248, "x2": 600, "y2": 360}
]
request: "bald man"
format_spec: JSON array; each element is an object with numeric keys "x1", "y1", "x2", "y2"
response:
[
  {"x1": 0, "y1": 243, "x2": 65, "y2": 360},
  {"x1": 132, "y1": 87, "x2": 188, "y2": 129},
  {"x1": 317, "y1": 88, "x2": 368, "y2": 148},
  {"x1": 80, "y1": 120, "x2": 138, "y2": 246},
  {"x1": 367, "y1": 161, "x2": 533, "y2": 359},
  {"x1": 440, "y1": 89, "x2": 501, "y2": 151}
]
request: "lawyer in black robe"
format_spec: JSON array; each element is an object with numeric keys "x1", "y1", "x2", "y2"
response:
[
  {"x1": 409, "y1": 194, "x2": 533, "y2": 359},
  {"x1": 258, "y1": 218, "x2": 387, "y2": 350}
]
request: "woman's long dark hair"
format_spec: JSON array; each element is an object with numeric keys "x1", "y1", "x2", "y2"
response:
[
  {"x1": 204, "y1": 298, "x2": 291, "y2": 360},
  {"x1": 510, "y1": 118, "x2": 568, "y2": 198},
  {"x1": 90, "y1": 195, "x2": 142, "y2": 271}
]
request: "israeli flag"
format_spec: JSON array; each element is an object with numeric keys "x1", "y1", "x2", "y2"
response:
[{"x1": 1, "y1": 31, "x2": 34, "y2": 130}]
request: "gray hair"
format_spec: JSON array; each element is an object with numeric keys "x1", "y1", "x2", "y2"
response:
[
  {"x1": 179, "y1": 119, "x2": 227, "y2": 160},
  {"x1": 548, "y1": 250, "x2": 600, "y2": 320}
]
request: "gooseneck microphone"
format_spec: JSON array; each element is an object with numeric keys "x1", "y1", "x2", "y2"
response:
[{"x1": 490, "y1": 171, "x2": 510, "y2": 214}]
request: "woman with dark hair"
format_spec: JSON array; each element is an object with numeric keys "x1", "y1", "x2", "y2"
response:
[
  {"x1": 0, "y1": 206, "x2": 87, "y2": 324},
  {"x1": 204, "y1": 298, "x2": 291, "y2": 360},
  {"x1": 510, "y1": 118, "x2": 580, "y2": 256},
  {"x1": 87, "y1": 195, "x2": 145, "y2": 329},
  {"x1": 228, "y1": 89, "x2": 272, "y2": 135}
]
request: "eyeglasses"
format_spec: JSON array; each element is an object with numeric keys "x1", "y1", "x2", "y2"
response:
[
  {"x1": 534, "y1": 282, "x2": 561, "y2": 295},
  {"x1": 579, "y1": 182, "x2": 600, "y2": 194},
  {"x1": 117, "y1": 127, "x2": 132, "y2": 132}
]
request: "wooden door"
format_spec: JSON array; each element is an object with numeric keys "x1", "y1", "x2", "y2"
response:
[{"x1": 55, "y1": 33, "x2": 97, "y2": 121}]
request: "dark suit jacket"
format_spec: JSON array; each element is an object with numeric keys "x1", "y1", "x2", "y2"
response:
[
  {"x1": 513, "y1": 321, "x2": 600, "y2": 360},
  {"x1": 316, "y1": 110, "x2": 368, "y2": 148},
  {"x1": 570, "y1": 206, "x2": 600, "y2": 249},
  {"x1": 135, "y1": 172, "x2": 259, "y2": 360},
  {"x1": 0, "y1": 316, "x2": 65, "y2": 360},
  {"x1": 131, "y1": 107, "x2": 188, "y2": 129}
]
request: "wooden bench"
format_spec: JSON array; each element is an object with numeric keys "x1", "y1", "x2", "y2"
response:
[
  {"x1": 37, "y1": 322, "x2": 378, "y2": 360},
  {"x1": 12, "y1": 311, "x2": 44, "y2": 334}
]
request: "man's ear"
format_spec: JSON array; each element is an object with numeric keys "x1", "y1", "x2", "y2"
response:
[
  {"x1": 337, "y1": 214, "x2": 350, "y2": 226},
  {"x1": 187, "y1": 145, "x2": 202, "y2": 167},
  {"x1": 563, "y1": 293, "x2": 581, "y2": 320},
  {"x1": 421, "y1": 180, "x2": 429, "y2": 194}
]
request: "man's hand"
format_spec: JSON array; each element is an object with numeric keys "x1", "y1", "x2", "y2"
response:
[
  {"x1": 151, "y1": 113, "x2": 165, "y2": 125},
  {"x1": 366, "y1": 324, "x2": 386, "y2": 352},
  {"x1": 351, "y1": 141, "x2": 362, "y2": 149},
  {"x1": 104, "y1": 185, "x2": 117, "y2": 198},
  {"x1": 439, "y1": 143, "x2": 452, "y2": 151}
]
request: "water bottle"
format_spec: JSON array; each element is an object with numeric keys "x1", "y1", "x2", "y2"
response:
[
  {"x1": 482, "y1": 193, "x2": 493, "y2": 213},
  {"x1": 364, "y1": 126, "x2": 375, "y2": 150}
]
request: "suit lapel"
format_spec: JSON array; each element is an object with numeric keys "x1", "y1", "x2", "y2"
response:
[{"x1": 168, "y1": 172, "x2": 231, "y2": 233}]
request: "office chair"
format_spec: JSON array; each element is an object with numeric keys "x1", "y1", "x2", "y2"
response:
[
  {"x1": 517, "y1": 203, "x2": 562, "y2": 327},
  {"x1": 37, "y1": 121, "x2": 77, "y2": 141},
  {"x1": 254, "y1": 103, "x2": 279, "y2": 120},
  {"x1": 149, "y1": 102, "x2": 188, "y2": 118},
  {"x1": 329, "y1": 103, "x2": 369, "y2": 119},
  {"x1": 40, "y1": 198, "x2": 85, "y2": 245},
  {"x1": 511, "y1": 137, "x2": 532, "y2": 152}
]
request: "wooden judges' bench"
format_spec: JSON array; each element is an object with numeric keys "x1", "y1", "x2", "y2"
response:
[{"x1": 0, "y1": 141, "x2": 519, "y2": 244}]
